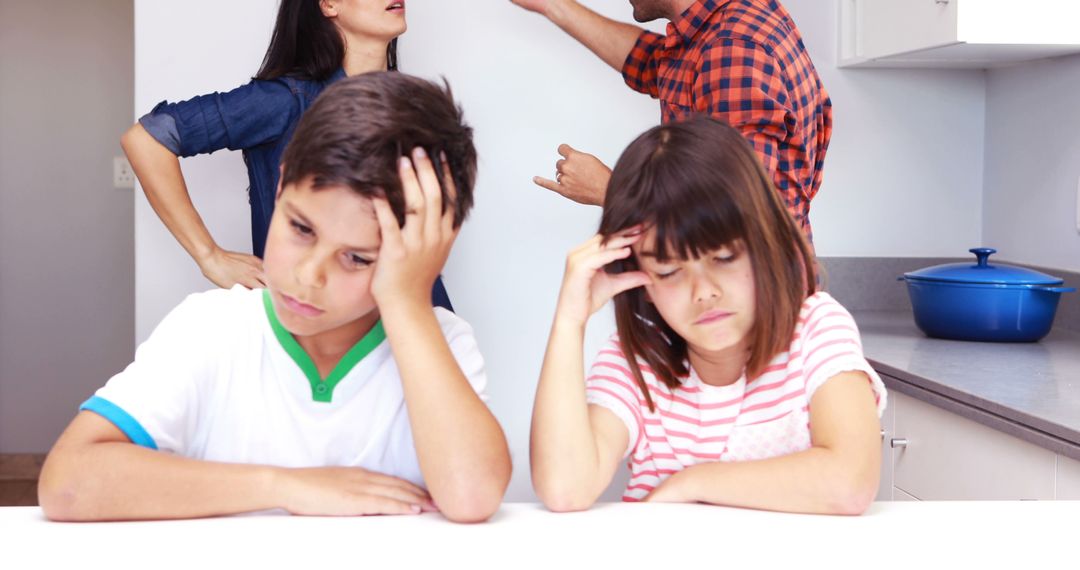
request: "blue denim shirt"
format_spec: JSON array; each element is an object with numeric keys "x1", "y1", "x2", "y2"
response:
[
  {"x1": 140, "y1": 69, "x2": 347, "y2": 258},
  {"x1": 140, "y1": 69, "x2": 454, "y2": 310}
]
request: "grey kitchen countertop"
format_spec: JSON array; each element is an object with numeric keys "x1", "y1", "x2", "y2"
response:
[{"x1": 853, "y1": 311, "x2": 1080, "y2": 458}]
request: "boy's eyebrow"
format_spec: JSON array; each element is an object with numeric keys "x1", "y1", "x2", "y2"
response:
[{"x1": 282, "y1": 202, "x2": 379, "y2": 254}]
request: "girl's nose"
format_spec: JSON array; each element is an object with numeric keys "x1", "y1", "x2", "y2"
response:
[{"x1": 691, "y1": 268, "x2": 722, "y2": 303}]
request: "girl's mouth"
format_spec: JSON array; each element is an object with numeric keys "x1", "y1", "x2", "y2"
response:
[{"x1": 694, "y1": 309, "x2": 732, "y2": 325}]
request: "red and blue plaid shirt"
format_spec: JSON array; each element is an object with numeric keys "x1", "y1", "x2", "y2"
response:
[{"x1": 623, "y1": 0, "x2": 832, "y2": 240}]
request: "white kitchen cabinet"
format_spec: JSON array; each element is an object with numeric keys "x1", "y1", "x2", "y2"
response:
[
  {"x1": 1057, "y1": 454, "x2": 1080, "y2": 499},
  {"x1": 890, "y1": 392, "x2": 1056, "y2": 500},
  {"x1": 893, "y1": 487, "x2": 920, "y2": 501},
  {"x1": 839, "y1": 0, "x2": 1080, "y2": 68},
  {"x1": 875, "y1": 395, "x2": 894, "y2": 501}
]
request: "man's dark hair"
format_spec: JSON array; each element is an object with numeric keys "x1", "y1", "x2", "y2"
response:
[{"x1": 281, "y1": 72, "x2": 477, "y2": 228}]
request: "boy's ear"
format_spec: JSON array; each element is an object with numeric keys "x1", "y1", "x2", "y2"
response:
[{"x1": 275, "y1": 165, "x2": 285, "y2": 200}]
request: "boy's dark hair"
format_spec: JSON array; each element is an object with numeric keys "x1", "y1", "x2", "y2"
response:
[
  {"x1": 280, "y1": 72, "x2": 476, "y2": 228},
  {"x1": 599, "y1": 116, "x2": 817, "y2": 412}
]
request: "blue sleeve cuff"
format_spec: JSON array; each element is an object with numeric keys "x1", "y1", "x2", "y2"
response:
[
  {"x1": 80, "y1": 396, "x2": 158, "y2": 450},
  {"x1": 139, "y1": 103, "x2": 183, "y2": 156}
]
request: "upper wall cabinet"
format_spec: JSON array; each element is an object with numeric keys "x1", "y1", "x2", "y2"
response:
[{"x1": 839, "y1": 0, "x2": 1080, "y2": 68}]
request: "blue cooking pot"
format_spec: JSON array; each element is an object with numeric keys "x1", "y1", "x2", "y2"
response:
[{"x1": 899, "y1": 248, "x2": 1075, "y2": 342}]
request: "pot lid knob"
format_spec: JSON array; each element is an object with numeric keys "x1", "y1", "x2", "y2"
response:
[{"x1": 970, "y1": 247, "x2": 997, "y2": 268}]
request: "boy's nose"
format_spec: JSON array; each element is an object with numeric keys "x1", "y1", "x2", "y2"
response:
[{"x1": 294, "y1": 253, "x2": 326, "y2": 289}]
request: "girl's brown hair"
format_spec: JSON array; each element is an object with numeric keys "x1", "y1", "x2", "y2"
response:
[{"x1": 600, "y1": 116, "x2": 817, "y2": 411}]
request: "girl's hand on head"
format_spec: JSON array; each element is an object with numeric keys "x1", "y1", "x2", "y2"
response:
[
  {"x1": 555, "y1": 229, "x2": 652, "y2": 328},
  {"x1": 277, "y1": 466, "x2": 437, "y2": 516},
  {"x1": 197, "y1": 247, "x2": 266, "y2": 289},
  {"x1": 371, "y1": 147, "x2": 458, "y2": 307}
]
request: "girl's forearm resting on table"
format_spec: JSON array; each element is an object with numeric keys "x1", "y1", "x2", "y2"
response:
[
  {"x1": 379, "y1": 299, "x2": 512, "y2": 523},
  {"x1": 652, "y1": 445, "x2": 881, "y2": 515},
  {"x1": 650, "y1": 374, "x2": 882, "y2": 515}
]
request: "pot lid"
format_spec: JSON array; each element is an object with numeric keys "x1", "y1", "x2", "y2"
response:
[{"x1": 903, "y1": 248, "x2": 1064, "y2": 286}]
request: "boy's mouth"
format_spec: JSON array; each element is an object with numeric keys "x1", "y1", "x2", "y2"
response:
[
  {"x1": 386, "y1": 1, "x2": 404, "y2": 13},
  {"x1": 281, "y1": 293, "x2": 325, "y2": 318}
]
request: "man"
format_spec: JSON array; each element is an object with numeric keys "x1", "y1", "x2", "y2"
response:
[{"x1": 512, "y1": 0, "x2": 831, "y2": 240}]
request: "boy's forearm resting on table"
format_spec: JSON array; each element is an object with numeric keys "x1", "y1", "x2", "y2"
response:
[
  {"x1": 530, "y1": 317, "x2": 620, "y2": 512},
  {"x1": 38, "y1": 426, "x2": 281, "y2": 521},
  {"x1": 378, "y1": 297, "x2": 512, "y2": 523}
]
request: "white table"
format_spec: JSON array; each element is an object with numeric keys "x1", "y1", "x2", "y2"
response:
[{"x1": 1, "y1": 502, "x2": 1076, "y2": 567}]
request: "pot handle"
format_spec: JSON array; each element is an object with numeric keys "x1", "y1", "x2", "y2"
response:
[
  {"x1": 970, "y1": 247, "x2": 997, "y2": 267},
  {"x1": 1034, "y1": 286, "x2": 1077, "y2": 293}
]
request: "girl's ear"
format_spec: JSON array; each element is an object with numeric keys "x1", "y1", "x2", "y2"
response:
[{"x1": 319, "y1": 0, "x2": 338, "y2": 18}]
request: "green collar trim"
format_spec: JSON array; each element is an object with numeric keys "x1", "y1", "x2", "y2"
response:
[{"x1": 262, "y1": 289, "x2": 386, "y2": 403}]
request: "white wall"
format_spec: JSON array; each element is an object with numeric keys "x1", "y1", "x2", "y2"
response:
[
  {"x1": 134, "y1": 0, "x2": 990, "y2": 499},
  {"x1": 0, "y1": 0, "x2": 134, "y2": 452},
  {"x1": 783, "y1": 0, "x2": 986, "y2": 258},
  {"x1": 983, "y1": 54, "x2": 1080, "y2": 272}
]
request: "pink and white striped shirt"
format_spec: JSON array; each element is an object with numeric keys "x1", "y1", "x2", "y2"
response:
[{"x1": 585, "y1": 292, "x2": 886, "y2": 501}]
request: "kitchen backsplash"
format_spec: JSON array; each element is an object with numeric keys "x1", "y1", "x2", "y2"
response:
[{"x1": 820, "y1": 257, "x2": 1080, "y2": 334}]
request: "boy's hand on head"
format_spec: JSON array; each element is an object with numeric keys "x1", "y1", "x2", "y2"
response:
[
  {"x1": 555, "y1": 229, "x2": 652, "y2": 328},
  {"x1": 277, "y1": 466, "x2": 437, "y2": 516},
  {"x1": 197, "y1": 247, "x2": 266, "y2": 289},
  {"x1": 371, "y1": 147, "x2": 458, "y2": 307}
]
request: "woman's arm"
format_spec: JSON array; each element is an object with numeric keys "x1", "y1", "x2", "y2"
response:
[
  {"x1": 121, "y1": 124, "x2": 265, "y2": 289},
  {"x1": 38, "y1": 412, "x2": 433, "y2": 521},
  {"x1": 645, "y1": 371, "x2": 882, "y2": 515}
]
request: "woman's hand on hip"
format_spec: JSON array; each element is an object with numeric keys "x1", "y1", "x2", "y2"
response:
[{"x1": 197, "y1": 247, "x2": 266, "y2": 289}]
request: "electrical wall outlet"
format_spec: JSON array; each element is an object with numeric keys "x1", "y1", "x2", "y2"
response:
[{"x1": 114, "y1": 156, "x2": 135, "y2": 189}]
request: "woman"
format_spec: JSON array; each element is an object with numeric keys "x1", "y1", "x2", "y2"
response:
[{"x1": 122, "y1": 0, "x2": 452, "y2": 309}]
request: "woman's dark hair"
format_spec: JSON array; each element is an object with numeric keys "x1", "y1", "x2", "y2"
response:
[
  {"x1": 280, "y1": 72, "x2": 476, "y2": 229},
  {"x1": 255, "y1": 0, "x2": 398, "y2": 81},
  {"x1": 600, "y1": 116, "x2": 817, "y2": 412}
]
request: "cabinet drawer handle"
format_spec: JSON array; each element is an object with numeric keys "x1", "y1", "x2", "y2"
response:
[
  {"x1": 935, "y1": 0, "x2": 949, "y2": 5},
  {"x1": 890, "y1": 438, "x2": 909, "y2": 449}
]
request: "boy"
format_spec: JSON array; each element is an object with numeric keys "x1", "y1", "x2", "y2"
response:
[{"x1": 38, "y1": 73, "x2": 511, "y2": 523}]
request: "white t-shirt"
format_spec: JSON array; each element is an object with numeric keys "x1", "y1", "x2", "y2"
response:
[
  {"x1": 82, "y1": 286, "x2": 487, "y2": 488},
  {"x1": 585, "y1": 292, "x2": 886, "y2": 501}
]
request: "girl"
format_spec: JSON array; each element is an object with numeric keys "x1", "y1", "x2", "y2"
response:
[
  {"x1": 121, "y1": 0, "x2": 453, "y2": 309},
  {"x1": 531, "y1": 116, "x2": 886, "y2": 515}
]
